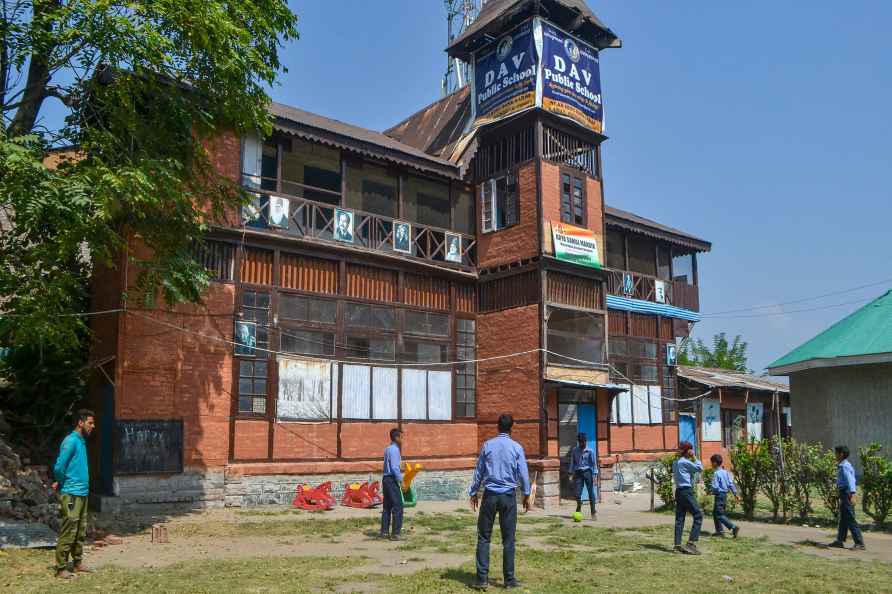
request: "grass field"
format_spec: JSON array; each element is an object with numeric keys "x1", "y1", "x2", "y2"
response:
[{"x1": 3, "y1": 509, "x2": 892, "y2": 593}]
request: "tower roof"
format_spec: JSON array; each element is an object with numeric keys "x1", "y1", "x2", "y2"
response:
[
  {"x1": 447, "y1": 0, "x2": 620, "y2": 61},
  {"x1": 768, "y1": 290, "x2": 892, "y2": 375}
]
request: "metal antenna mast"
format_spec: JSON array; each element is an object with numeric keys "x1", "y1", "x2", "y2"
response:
[{"x1": 442, "y1": 0, "x2": 480, "y2": 96}]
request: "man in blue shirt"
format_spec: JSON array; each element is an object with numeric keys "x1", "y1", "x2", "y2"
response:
[
  {"x1": 568, "y1": 432, "x2": 598, "y2": 519},
  {"x1": 827, "y1": 445, "x2": 865, "y2": 551},
  {"x1": 380, "y1": 428, "x2": 404, "y2": 540},
  {"x1": 672, "y1": 441, "x2": 703, "y2": 555},
  {"x1": 52, "y1": 409, "x2": 95, "y2": 579},
  {"x1": 709, "y1": 454, "x2": 740, "y2": 538},
  {"x1": 469, "y1": 414, "x2": 530, "y2": 591}
]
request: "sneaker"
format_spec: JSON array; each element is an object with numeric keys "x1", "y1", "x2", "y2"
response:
[
  {"x1": 471, "y1": 581, "x2": 489, "y2": 591},
  {"x1": 504, "y1": 580, "x2": 522, "y2": 589},
  {"x1": 826, "y1": 541, "x2": 846, "y2": 549},
  {"x1": 852, "y1": 543, "x2": 866, "y2": 551},
  {"x1": 55, "y1": 569, "x2": 75, "y2": 579},
  {"x1": 684, "y1": 542, "x2": 702, "y2": 555},
  {"x1": 389, "y1": 534, "x2": 404, "y2": 542},
  {"x1": 73, "y1": 563, "x2": 95, "y2": 573},
  {"x1": 711, "y1": 532, "x2": 726, "y2": 538},
  {"x1": 732, "y1": 526, "x2": 740, "y2": 539},
  {"x1": 673, "y1": 545, "x2": 686, "y2": 554}
]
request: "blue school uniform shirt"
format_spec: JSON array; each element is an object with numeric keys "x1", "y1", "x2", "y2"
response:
[
  {"x1": 568, "y1": 446, "x2": 597, "y2": 474},
  {"x1": 468, "y1": 433, "x2": 531, "y2": 497},
  {"x1": 673, "y1": 457, "x2": 702, "y2": 489},
  {"x1": 53, "y1": 431, "x2": 89, "y2": 497},
  {"x1": 711, "y1": 468, "x2": 738, "y2": 496},
  {"x1": 837, "y1": 459, "x2": 857, "y2": 493},
  {"x1": 383, "y1": 442, "x2": 403, "y2": 483}
]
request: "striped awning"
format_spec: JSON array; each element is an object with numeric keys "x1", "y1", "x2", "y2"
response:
[{"x1": 606, "y1": 295, "x2": 700, "y2": 322}]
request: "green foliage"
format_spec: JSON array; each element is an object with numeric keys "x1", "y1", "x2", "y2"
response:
[
  {"x1": 653, "y1": 454, "x2": 679, "y2": 510},
  {"x1": 758, "y1": 437, "x2": 796, "y2": 522},
  {"x1": 859, "y1": 443, "x2": 892, "y2": 527},
  {"x1": 1, "y1": 1, "x2": 298, "y2": 448},
  {"x1": 786, "y1": 440, "x2": 823, "y2": 520},
  {"x1": 730, "y1": 441, "x2": 761, "y2": 520},
  {"x1": 678, "y1": 332, "x2": 749, "y2": 372},
  {"x1": 814, "y1": 450, "x2": 841, "y2": 521}
]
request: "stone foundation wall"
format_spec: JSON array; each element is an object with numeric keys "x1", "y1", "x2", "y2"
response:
[{"x1": 100, "y1": 471, "x2": 226, "y2": 513}]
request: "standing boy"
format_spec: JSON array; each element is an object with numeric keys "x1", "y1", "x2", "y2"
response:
[
  {"x1": 469, "y1": 414, "x2": 530, "y2": 591},
  {"x1": 52, "y1": 409, "x2": 95, "y2": 579},
  {"x1": 380, "y1": 428, "x2": 404, "y2": 541},
  {"x1": 568, "y1": 432, "x2": 597, "y2": 519},
  {"x1": 827, "y1": 445, "x2": 865, "y2": 551},
  {"x1": 672, "y1": 441, "x2": 703, "y2": 555},
  {"x1": 709, "y1": 454, "x2": 740, "y2": 538}
]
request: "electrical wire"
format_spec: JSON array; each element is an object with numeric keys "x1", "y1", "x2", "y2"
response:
[{"x1": 699, "y1": 296, "x2": 884, "y2": 320}]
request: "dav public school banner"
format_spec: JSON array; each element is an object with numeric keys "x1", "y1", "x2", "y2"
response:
[
  {"x1": 540, "y1": 21, "x2": 603, "y2": 133},
  {"x1": 472, "y1": 20, "x2": 538, "y2": 127},
  {"x1": 551, "y1": 221, "x2": 601, "y2": 269}
]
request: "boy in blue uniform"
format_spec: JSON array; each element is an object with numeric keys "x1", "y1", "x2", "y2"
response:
[
  {"x1": 827, "y1": 445, "x2": 866, "y2": 551},
  {"x1": 709, "y1": 454, "x2": 740, "y2": 538},
  {"x1": 568, "y1": 432, "x2": 597, "y2": 519},
  {"x1": 380, "y1": 428, "x2": 404, "y2": 541},
  {"x1": 672, "y1": 441, "x2": 703, "y2": 555},
  {"x1": 52, "y1": 409, "x2": 95, "y2": 579}
]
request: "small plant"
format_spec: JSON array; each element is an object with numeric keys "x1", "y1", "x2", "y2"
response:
[
  {"x1": 859, "y1": 443, "x2": 892, "y2": 527},
  {"x1": 814, "y1": 449, "x2": 840, "y2": 521},
  {"x1": 653, "y1": 453, "x2": 679, "y2": 510},
  {"x1": 730, "y1": 441, "x2": 760, "y2": 520}
]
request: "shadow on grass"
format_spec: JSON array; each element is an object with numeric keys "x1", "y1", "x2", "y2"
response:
[
  {"x1": 441, "y1": 567, "x2": 482, "y2": 588},
  {"x1": 638, "y1": 542, "x2": 676, "y2": 554}
]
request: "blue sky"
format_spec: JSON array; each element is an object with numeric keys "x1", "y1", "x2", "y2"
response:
[{"x1": 275, "y1": 1, "x2": 892, "y2": 373}]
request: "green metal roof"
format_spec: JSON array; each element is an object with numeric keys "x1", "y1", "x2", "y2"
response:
[{"x1": 768, "y1": 290, "x2": 892, "y2": 374}]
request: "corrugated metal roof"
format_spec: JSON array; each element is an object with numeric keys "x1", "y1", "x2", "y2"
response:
[
  {"x1": 606, "y1": 295, "x2": 701, "y2": 322},
  {"x1": 767, "y1": 290, "x2": 892, "y2": 373},
  {"x1": 605, "y1": 206, "x2": 712, "y2": 253},
  {"x1": 677, "y1": 366, "x2": 789, "y2": 394},
  {"x1": 269, "y1": 102, "x2": 461, "y2": 178},
  {"x1": 447, "y1": 0, "x2": 620, "y2": 61},
  {"x1": 384, "y1": 87, "x2": 471, "y2": 160}
]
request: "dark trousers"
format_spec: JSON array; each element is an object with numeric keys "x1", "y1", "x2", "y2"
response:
[
  {"x1": 674, "y1": 487, "x2": 703, "y2": 546},
  {"x1": 837, "y1": 488, "x2": 864, "y2": 545},
  {"x1": 574, "y1": 469, "x2": 597, "y2": 515},
  {"x1": 380, "y1": 476, "x2": 403, "y2": 536},
  {"x1": 713, "y1": 492, "x2": 736, "y2": 534},
  {"x1": 475, "y1": 490, "x2": 517, "y2": 584}
]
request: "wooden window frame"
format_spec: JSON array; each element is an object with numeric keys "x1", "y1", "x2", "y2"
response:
[
  {"x1": 454, "y1": 314, "x2": 477, "y2": 419},
  {"x1": 479, "y1": 169, "x2": 518, "y2": 234},
  {"x1": 559, "y1": 168, "x2": 586, "y2": 227}
]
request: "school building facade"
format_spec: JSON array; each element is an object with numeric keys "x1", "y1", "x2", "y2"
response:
[{"x1": 85, "y1": 0, "x2": 715, "y2": 511}]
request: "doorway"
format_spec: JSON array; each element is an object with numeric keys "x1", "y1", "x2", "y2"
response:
[
  {"x1": 557, "y1": 388, "x2": 598, "y2": 501},
  {"x1": 679, "y1": 413, "x2": 697, "y2": 453}
]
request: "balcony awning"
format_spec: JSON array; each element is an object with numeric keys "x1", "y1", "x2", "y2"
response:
[
  {"x1": 606, "y1": 295, "x2": 701, "y2": 322},
  {"x1": 545, "y1": 378, "x2": 629, "y2": 394}
]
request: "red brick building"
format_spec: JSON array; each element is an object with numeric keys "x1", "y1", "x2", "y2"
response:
[{"x1": 86, "y1": 0, "x2": 713, "y2": 510}]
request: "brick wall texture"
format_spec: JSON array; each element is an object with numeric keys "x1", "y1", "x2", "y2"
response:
[{"x1": 477, "y1": 160, "x2": 539, "y2": 268}]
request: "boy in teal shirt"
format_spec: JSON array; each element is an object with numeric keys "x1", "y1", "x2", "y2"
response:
[{"x1": 52, "y1": 409, "x2": 95, "y2": 579}]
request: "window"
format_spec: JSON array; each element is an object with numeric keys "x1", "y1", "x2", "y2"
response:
[
  {"x1": 403, "y1": 340, "x2": 448, "y2": 363},
  {"x1": 628, "y1": 235, "x2": 656, "y2": 276},
  {"x1": 405, "y1": 175, "x2": 450, "y2": 229},
  {"x1": 240, "y1": 290, "x2": 270, "y2": 355},
  {"x1": 672, "y1": 252, "x2": 695, "y2": 285},
  {"x1": 547, "y1": 308, "x2": 605, "y2": 366},
  {"x1": 280, "y1": 138, "x2": 341, "y2": 205},
  {"x1": 456, "y1": 319, "x2": 476, "y2": 417},
  {"x1": 608, "y1": 337, "x2": 627, "y2": 357},
  {"x1": 722, "y1": 409, "x2": 746, "y2": 447},
  {"x1": 480, "y1": 172, "x2": 518, "y2": 233},
  {"x1": 453, "y1": 187, "x2": 475, "y2": 234},
  {"x1": 606, "y1": 229, "x2": 625, "y2": 269},
  {"x1": 611, "y1": 384, "x2": 662, "y2": 425},
  {"x1": 657, "y1": 245, "x2": 672, "y2": 280},
  {"x1": 346, "y1": 303, "x2": 397, "y2": 331},
  {"x1": 560, "y1": 173, "x2": 585, "y2": 226},
  {"x1": 345, "y1": 161, "x2": 397, "y2": 217},
  {"x1": 629, "y1": 341, "x2": 657, "y2": 360},
  {"x1": 279, "y1": 294, "x2": 337, "y2": 324},
  {"x1": 261, "y1": 142, "x2": 278, "y2": 191},
  {"x1": 238, "y1": 360, "x2": 268, "y2": 414},
  {"x1": 401, "y1": 369, "x2": 452, "y2": 420},
  {"x1": 344, "y1": 336, "x2": 396, "y2": 361},
  {"x1": 661, "y1": 367, "x2": 677, "y2": 422},
  {"x1": 403, "y1": 311, "x2": 449, "y2": 337},
  {"x1": 280, "y1": 329, "x2": 335, "y2": 356}
]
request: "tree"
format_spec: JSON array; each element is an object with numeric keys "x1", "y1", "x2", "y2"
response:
[
  {"x1": 678, "y1": 332, "x2": 749, "y2": 372},
  {"x1": 0, "y1": 1, "x2": 298, "y2": 450}
]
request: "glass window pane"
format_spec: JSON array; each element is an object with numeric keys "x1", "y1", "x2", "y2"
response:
[
  {"x1": 279, "y1": 294, "x2": 308, "y2": 320},
  {"x1": 256, "y1": 293, "x2": 271, "y2": 309},
  {"x1": 345, "y1": 303, "x2": 371, "y2": 327},
  {"x1": 547, "y1": 308, "x2": 605, "y2": 366},
  {"x1": 254, "y1": 361, "x2": 267, "y2": 377},
  {"x1": 239, "y1": 397, "x2": 252, "y2": 412},
  {"x1": 242, "y1": 291, "x2": 256, "y2": 307},
  {"x1": 240, "y1": 361, "x2": 254, "y2": 377},
  {"x1": 609, "y1": 338, "x2": 627, "y2": 356},
  {"x1": 371, "y1": 306, "x2": 396, "y2": 331},
  {"x1": 253, "y1": 379, "x2": 266, "y2": 394},
  {"x1": 308, "y1": 298, "x2": 337, "y2": 324},
  {"x1": 404, "y1": 311, "x2": 450, "y2": 336},
  {"x1": 281, "y1": 330, "x2": 334, "y2": 356},
  {"x1": 239, "y1": 378, "x2": 253, "y2": 395},
  {"x1": 404, "y1": 175, "x2": 450, "y2": 229},
  {"x1": 261, "y1": 142, "x2": 277, "y2": 191},
  {"x1": 345, "y1": 161, "x2": 397, "y2": 217},
  {"x1": 404, "y1": 340, "x2": 447, "y2": 363}
]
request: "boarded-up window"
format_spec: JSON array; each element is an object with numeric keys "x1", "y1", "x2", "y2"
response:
[
  {"x1": 400, "y1": 369, "x2": 451, "y2": 421},
  {"x1": 277, "y1": 359, "x2": 333, "y2": 420},
  {"x1": 372, "y1": 367, "x2": 398, "y2": 420},
  {"x1": 401, "y1": 369, "x2": 427, "y2": 420},
  {"x1": 428, "y1": 371, "x2": 452, "y2": 421},
  {"x1": 342, "y1": 364, "x2": 371, "y2": 419}
]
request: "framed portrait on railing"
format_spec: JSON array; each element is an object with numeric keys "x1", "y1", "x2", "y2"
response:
[
  {"x1": 268, "y1": 196, "x2": 290, "y2": 229},
  {"x1": 393, "y1": 221, "x2": 411, "y2": 254},
  {"x1": 334, "y1": 208, "x2": 354, "y2": 243},
  {"x1": 445, "y1": 233, "x2": 462, "y2": 263}
]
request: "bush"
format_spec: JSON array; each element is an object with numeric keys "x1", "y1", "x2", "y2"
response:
[
  {"x1": 759, "y1": 437, "x2": 796, "y2": 522},
  {"x1": 814, "y1": 450, "x2": 840, "y2": 521},
  {"x1": 730, "y1": 441, "x2": 761, "y2": 520},
  {"x1": 787, "y1": 440, "x2": 823, "y2": 520},
  {"x1": 859, "y1": 443, "x2": 892, "y2": 527},
  {"x1": 653, "y1": 453, "x2": 679, "y2": 510}
]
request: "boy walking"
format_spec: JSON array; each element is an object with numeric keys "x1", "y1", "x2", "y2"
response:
[
  {"x1": 52, "y1": 409, "x2": 95, "y2": 579},
  {"x1": 380, "y1": 428, "x2": 404, "y2": 541},
  {"x1": 672, "y1": 441, "x2": 703, "y2": 555},
  {"x1": 827, "y1": 445, "x2": 865, "y2": 551},
  {"x1": 709, "y1": 454, "x2": 740, "y2": 538},
  {"x1": 568, "y1": 432, "x2": 597, "y2": 519},
  {"x1": 469, "y1": 414, "x2": 530, "y2": 591}
]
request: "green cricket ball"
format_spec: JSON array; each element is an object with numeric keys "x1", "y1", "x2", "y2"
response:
[{"x1": 572, "y1": 511, "x2": 583, "y2": 522}]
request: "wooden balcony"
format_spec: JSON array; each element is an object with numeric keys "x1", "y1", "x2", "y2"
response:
[
  {"x1": 241, "y1": 182, "x2": 477, "y2": 271},
  {"x1": 606, "y1": 268, "x2": 699, "y2": 313}
]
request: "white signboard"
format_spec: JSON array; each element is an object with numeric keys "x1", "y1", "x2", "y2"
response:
[
  {"x1": 277, "y1": 358, "x2": 332, "y2": 420},
  {"x1": 747, "y1": 402, "x2": 764, "y2": 441},
  {"x1": 655, "y1": 280, "x2": 667, "y2": 304},
  {"x1": 701, "y1": 398, "x2": 721, "y2": 442}
]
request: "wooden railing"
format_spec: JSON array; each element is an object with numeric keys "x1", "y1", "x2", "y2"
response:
[
  {"x1": 241, "y1": 179, "x2": 477, "y2": 269},
  {"x1": 605, "y1": 268, "x2": 699, "y2": 312}
]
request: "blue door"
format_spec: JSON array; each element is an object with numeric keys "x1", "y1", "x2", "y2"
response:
[
  {"x1": 679, "y1": 413, "x2": 697, "y2": 453},
  {"x1": 577, "y1": 404, "x2": 597, "y2": 501}
]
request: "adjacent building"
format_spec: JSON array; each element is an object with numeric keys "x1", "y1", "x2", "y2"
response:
[
  {"x1": 86, "y1": 0, "x2": 712, "y2": 510},
  {"x1": 768, "y1": 290, "x2": 892, "y2": 470}
]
